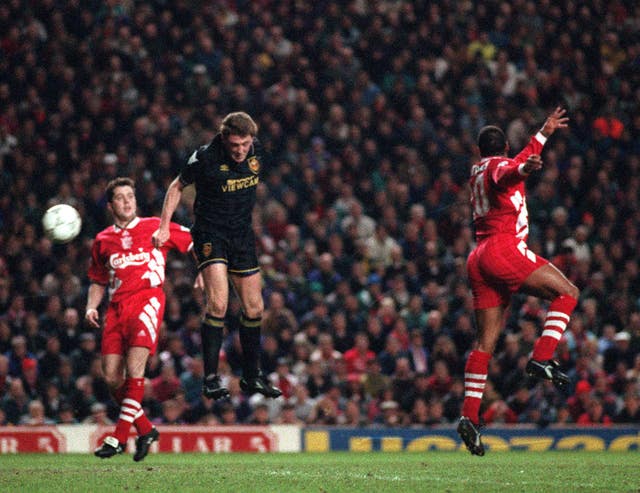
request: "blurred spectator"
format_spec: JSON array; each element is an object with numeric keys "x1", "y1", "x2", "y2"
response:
[
  {"x1": 309, "y1": 333, "x2": 342, "y2": 375},
  {"x1": 577, "y1": 397, "x2": 613, "y2": 425},
  {"x1": 614, "y1": 392, "x2": 640, "y2": 424},
  {"x1": 275, "y1": 401, "x2": 304, "y2": 425},
  {"x1": 82, "y1": 402, "x2": 113, "y2": 426},
  {"x1": 151, "y1": 363, "x2": 181, "y2": 403},
  {"x1": 1, "y1": 379, "x2": 29, "y2": 424},
  {"x1": 5, "y1": 335, "x2": 34, "y2": 378},
  {"x1": 180, "y1": 356, "x2": 205, "y2": 407},
  {"x1": 343, "y1": 332, "x2": 375, "y2": 378},
  {"x1": 70, "y1": 332, "x2": 97, "y2": 378},
  {"x1": 20, "y1": 399, "x2": 55, "y2": 426},
  {"x1": 155, "y1": 398, "x2": 185, "y2": 425},
  {"x1": 248, "y1": 402, "x2": 271, "y2": 425}
]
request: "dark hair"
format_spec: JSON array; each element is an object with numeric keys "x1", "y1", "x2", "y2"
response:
[
  {"x1": 477, "y1": 125, "x2": 507, "y2": 157},
  {"x1": 220, "y1": 112, "x2": 258, "y2": 137},
  {"x1": 106, "y1": 177, "x2": 135, "y2": 203}
]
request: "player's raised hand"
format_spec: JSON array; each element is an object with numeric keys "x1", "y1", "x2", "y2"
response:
[
  {"x1": 151, "y1": 227, "x2": 169, "y2": 248},
  {"x1": 522, "y1": 154, "x2": 543, "y2": 174},
  {"x1": 540, "y1": 107, "x2": 569, "y2": 137}
]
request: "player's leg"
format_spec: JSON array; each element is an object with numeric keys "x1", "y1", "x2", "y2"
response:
[
  {"x1": 97, "y1": 348, "x2": 148, "y2": 459},
  {"x1": 458, "y1": 247, "x2": 509, "y2": 456},
  {"x1": 120, "y1": 346, "x2": 158, "y2": 462},
  {"x1": 199, "y1": 262, "x2": 231, "y2": 399},
  {"x1": 102, "y1": 353, "x2": 126, "y2": 401},
  {"x1": 95, "y1": 312, "x2": 128, "y2": 458},
  {"x1": 520, "y1": 262, "x2": 579, "y2": 386},
  {"x1": 231, "y1": 272, "x2": 282, "y2": 398}
]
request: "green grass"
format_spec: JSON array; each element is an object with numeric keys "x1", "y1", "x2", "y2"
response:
[{"x1": 0, "y1": 452, "x2": 638, "y2": 492}]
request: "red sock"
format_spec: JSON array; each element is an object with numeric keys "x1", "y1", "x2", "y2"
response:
[
  {"x1": 113, "y1": 378, "x2": 148, "y2": 443},
  {"x1": 532, "y1": 295, "x2": 577, "y2": 361},
  {"x1": 461, "y1": 350, "x2": 491, "y2": 424},
  {"x1": 110, "y1": 381, "x2": 152, "y2": 435}
]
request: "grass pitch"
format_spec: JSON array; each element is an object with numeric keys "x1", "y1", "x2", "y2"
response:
[{"x1": 1, "y1": 451, "x2": 638, "y2": 492}]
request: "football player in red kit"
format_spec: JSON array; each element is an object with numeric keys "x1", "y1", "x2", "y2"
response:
[
  {"x1": 458, "y1": 108, "x2": 579, "y2": 455},
  {"x1": 86, "y1": 177, "x2": 192, "y2": 461}
]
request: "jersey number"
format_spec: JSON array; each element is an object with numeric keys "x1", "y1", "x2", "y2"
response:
[{"x1": 471, "y1": 172, "x2": 490, "y2": 217}]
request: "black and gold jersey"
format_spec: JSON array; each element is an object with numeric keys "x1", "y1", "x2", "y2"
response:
[{"x1": 179, "y1": 133, "x2": 264, "y2": 234}]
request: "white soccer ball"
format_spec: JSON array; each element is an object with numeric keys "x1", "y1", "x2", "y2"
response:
[{"x1": 42, "y1": 204, "x2": 82, "y2": 244}]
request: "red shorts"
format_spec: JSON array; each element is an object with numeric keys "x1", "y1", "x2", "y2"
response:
[
  {"x1": 467, "y1": 234, "x2": 548, "y2": 309},
  {"x1": 102, "y1": 290, "x2": 165, "y2": 356}
]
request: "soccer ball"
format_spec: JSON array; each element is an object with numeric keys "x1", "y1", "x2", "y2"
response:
[{"x1": 42, "y1": 204, "x2": 82, "y2": 244}]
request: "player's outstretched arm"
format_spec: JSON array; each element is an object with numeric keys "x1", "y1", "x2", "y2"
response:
[
  {"x1": 540, "y1": 107, "x2": 569, "y2": 138},
  {"x1": 152, "y1": 177, "x2": 184, "y2": 247}
]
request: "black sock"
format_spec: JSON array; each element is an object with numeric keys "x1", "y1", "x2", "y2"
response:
[
  {"x1": 239, "y1": 314, "x2": 262, "y2": 379},
  {"x1": 201, "y1": 314, "x2": 224, "y2": 377}
]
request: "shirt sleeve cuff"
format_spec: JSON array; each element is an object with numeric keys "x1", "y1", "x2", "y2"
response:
[
  {"x1": 535, "y1": 132, "x2": 547, "y2": 145},
  {"x1": 518, "y1": 162, "x2": 529, "y2": 176}
]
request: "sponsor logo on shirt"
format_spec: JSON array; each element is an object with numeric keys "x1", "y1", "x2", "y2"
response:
[
  {"x1": 110, "y1": 249, "x2": 151, "y2": 269},
  {"x1": 222, "y1": 175, "x2": 259, "y2": 192}
]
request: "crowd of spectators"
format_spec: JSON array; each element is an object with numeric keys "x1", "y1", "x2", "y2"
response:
[{"x1": 1, "y1": 0, "x2": 640, "y2": 428}]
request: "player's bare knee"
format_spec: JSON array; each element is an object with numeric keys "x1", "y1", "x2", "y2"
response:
[
  {"x1": 207, "y1": 300, "x2": 228, "y2": 318},
  {"x1": 562, "y1": 283, "x2": 579, "y2": 300},
  {"x1": 243, "y1": 301, "x2": 264, "y2": 319},
  {"x1": 104, "y1": 373, "x2": 123, "y2": 390}
]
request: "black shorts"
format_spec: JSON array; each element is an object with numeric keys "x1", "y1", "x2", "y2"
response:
[{"x1": 191, "y1": 228, "x2": 259, "y2": 276}]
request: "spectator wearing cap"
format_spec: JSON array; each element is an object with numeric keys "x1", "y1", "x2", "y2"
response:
[
  {"x1": 567, "y1": 379, "x2": 593, "y2": 422},
  {"x1": 603, "y1": 331, "x2": 634, "y2": 374},
  {"x1": 20, "y1": 357, "x2": 41, "y2": 400},
  {"x1": 376, "y1": 398, "x2": 404, "y2": 427}
]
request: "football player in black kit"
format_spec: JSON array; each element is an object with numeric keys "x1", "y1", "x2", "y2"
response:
[{"x1": 153, "y1": 112, "x2": 282, "y2": 400}]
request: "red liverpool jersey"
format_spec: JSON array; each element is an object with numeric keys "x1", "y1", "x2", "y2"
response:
[
  {"x1": 469, "y1": 133, "x2": 546, "y2": 242},
  {"x1": 88, "y1": 217, "x2": 192, "y2": 302}
]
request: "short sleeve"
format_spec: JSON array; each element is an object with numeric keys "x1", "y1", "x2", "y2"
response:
[
  {"x1": 87, "y1": 238, "x2": 109, "y2": 285},
  {"x1": 179, "y1": 147, "x2": 203, "y2": 186},
  {"x1": 166, "y1": 222, "x2": 193, "y2": 253}
]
